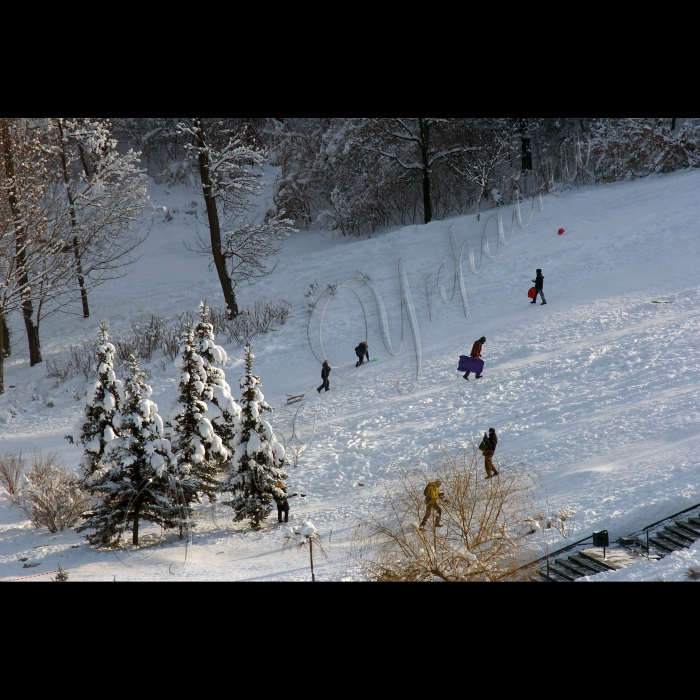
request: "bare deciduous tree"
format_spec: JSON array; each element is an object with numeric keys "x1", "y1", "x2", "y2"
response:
[
  {"x1": 353, "y1": 445, "x2": 542, "y2": 582},
  {"x1": 50, "y1": 118, "x2": 149, "y2": 319},
  {"x1": 1, "y1": 118, "x2": 76, "y2": 389},
  {"x1": 179, "y1": 118, "x2": 295, "y2": 318}
]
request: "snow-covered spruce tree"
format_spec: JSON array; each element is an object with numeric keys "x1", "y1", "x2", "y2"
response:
[
  {"x1": 222, "y1": 344, "x2": 288, "y2": 529},
  {"x1": 78, "y1": 355, "x2": 180, "y2": 547},
  {"x1": 67, "y1": 323, "x2": 124, "y2": 482},
  {"x1": 194, "y1": 302, "x2": 243, "y2": 456},
  {"x1": 168, "y1": 325, "x2": 229, "y2": 506}
]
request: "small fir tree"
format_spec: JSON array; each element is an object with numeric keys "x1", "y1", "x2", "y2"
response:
[
  {"x1": 222, "y1": 344, "x2": 289, "y2": 529},
  {"x1": 194, "y1": 302, "x2": 243, "y2": 457},
  {"x1": 78, "y1": 356, "x2": 180, "y2": 547},
  {"x1": 67, "y1": 322, "x2": 124, "y2": 482},
  {"x1": 168, "y1": 325, "x2": 229, "y2": 506}
]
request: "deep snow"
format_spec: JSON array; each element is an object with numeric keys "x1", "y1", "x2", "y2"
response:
[{"x1": 1, "y1": 168, "x2": 700, "y2": 581}]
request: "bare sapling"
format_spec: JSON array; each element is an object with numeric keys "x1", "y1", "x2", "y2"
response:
[{"x1": 282, "y1": 521, "x2": 328, "y2": 583}]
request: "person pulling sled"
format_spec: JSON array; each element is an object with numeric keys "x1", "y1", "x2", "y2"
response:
[
  {"x1": 355, "y1": 341, "x2": 370, "y2": 367},
  {"x1": 531, "y1": 269, "x2": 547, "y2": 305},
  {"x1": 464, "y1": 337, "x2": 486, "y2": 380}
]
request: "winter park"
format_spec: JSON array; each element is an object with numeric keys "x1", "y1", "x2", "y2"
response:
[{"x1": 1, "y1": 117, "x2": 700, "y2": 582}]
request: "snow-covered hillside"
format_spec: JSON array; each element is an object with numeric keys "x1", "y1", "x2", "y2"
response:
[{"x1": 1, "y1": 169, "x2": 700, "y2": 581}]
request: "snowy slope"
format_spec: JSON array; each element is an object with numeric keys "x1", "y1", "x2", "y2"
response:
[{"x1": 1, "y1": 169, "x2": 700, "y2": 581}]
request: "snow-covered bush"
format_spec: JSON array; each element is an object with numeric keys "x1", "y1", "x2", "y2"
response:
[
  {"x1": 67, "y1": 323, "x2": 124, "y2": 481},
  {"x1": 5, "y1": 450, "x2": 89, "y2": 533},
  {"x1": 591, "y1": 118, "x2": 700, "y2": 183},
  {"x1": 221, "y1": 344, "x2": 289, "y2": 529},
  {"x1": 79, "y1": 356, "x2": 181, "y2": 547}
]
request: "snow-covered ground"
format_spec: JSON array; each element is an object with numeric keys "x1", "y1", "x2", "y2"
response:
[{"x1": 2, "y1": 169, "x2": 700, "y2": 582}]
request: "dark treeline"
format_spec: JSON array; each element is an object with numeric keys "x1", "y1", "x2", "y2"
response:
[{"x1": 112, "y1": 117, "x2": 699, "y2": 237}]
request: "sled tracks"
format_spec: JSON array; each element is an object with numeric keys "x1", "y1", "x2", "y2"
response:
[{"x1": 515, "y1": 503, "x2": 700, "y2": 582}]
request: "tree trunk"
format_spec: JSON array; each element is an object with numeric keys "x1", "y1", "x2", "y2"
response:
[
  {"x1": 519, "y1": 119, "x2": 533, "y2": 173},
  {"x1": 671, "y1": 118, "x2": 677, "y2": 131},
  {"x1": 1, "y1": 315, "x2": 10, "y2": 358},
  {"x1": 309, "y1": 538, "x2": 316, "y2": 583},
  {"x1": 133, "y1": 502, "x2": 140, "y2": 547},
  {"x1": 1, "y1": 119, "x2": 42, "y2": 366},
  {"x1": 0, "y1": 314, "x2": 4, "y2": 396},
  {"x1": 418, "y1": 118, "x2": 433, "y2": 225},
  {"x1": 22, "y1": 310, "x2": 41, "y2": 366},
  {"x1": 56, "y1": 119, "x2": 90, "y2": 318},
  {"x1": 193, "y1": 118, "x2": 239, "y2": 319}
]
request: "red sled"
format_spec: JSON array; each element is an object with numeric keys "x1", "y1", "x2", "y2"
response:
[
  {"x1": 528, "y1": 287, "x2": 537, "y2": 299},
  {"x1": 458, "y1": 356, "x2": 485, "y2": 374}
]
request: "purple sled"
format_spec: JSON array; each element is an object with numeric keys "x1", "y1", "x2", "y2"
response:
[{"x1": 458, "y1": 356, "x2": 484, "y2": 374}]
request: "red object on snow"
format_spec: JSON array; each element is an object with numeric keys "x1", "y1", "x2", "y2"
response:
[
  {"x1": 558, "y1": 228, "x2": 565, "y2": 235},
  {"x1": 528, "y1": 287, "x2": 537, "y2": 299}
]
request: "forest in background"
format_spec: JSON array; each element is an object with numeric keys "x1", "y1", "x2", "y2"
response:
[{"x1": 112, "y1": 117, "x2": 700, "y2": 236}]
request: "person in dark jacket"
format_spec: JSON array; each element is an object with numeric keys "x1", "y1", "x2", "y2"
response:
[
  {"x1": 274, "y1": 482, "x2": 299, "y2": 523},
  {"x1": 531, "y1": 269, "x2": 547, "y2": 305},
  {"x1": 479, "y1": 428, "x2": 500, "y2": 478},
  {"x1": 355, "y1": 341, "x2": 370, "y2": 367},
  {"x1": 317, "y1": 360, "x2": 331, "y2": 393},
  {"x1": 464, "y1": 336, "x2": 486, "y2": 380}
]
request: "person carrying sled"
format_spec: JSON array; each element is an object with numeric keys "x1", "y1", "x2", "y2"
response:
[
  {"x1": 531, "y1": 269, "x2": 547, "y2": 305},
  {"x1": 419, "y1": 479, "x2": 445, "y2": 530},
  {"x1": 317, "y1": 360, "x2": 331, "y2": 393},
  {"x1": 479, "y1": 429, "x2": 500, "y2": 479},
  {"x1": 464, "y1": 337, "x2": 486, "y2": 380},
  {"x1": 355, "y1": 341, "x2": 370, "y2": 367},
  {"x1": 274, "y1": 482, "x2": 299, "y2": 524}
]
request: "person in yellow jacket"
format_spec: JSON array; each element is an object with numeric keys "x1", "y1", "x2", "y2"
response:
[{"x1": 420, "y1": 479, "x2": 444, "y2": 530}]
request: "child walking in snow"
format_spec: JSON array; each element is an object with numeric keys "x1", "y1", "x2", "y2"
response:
[
  {"x1": 317, "y1": 360, "x2": 331, "y2": 393},
  {"x1": 531, "y1": 269, "x2": 547, "y2": 305}
]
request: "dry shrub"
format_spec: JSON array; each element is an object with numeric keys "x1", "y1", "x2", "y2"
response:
[
  {"x1": 0, "y1": 452, "x2": 25, "y2": 495},
  {"x1": 114, "y1": 315, "x2": 168, "y2": 367},
  {"x1": 687, "y1": 567, "x2": 700, "y2": 582},
  {"x1": 354, "y1": 445, "x2": 540, "y2": 582},
  {"x1": 5, "y1": 450, "x2": 89, "y2": 533},
  {"x1": 46, "y1": 342, "x2": 95, "y2": 384},
  {"x1": 213, "y1": 300, "x2": 293, "y2": 346},
  {"x1": 167, "y1": 301, "x2": 293, "y2": 354}
]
